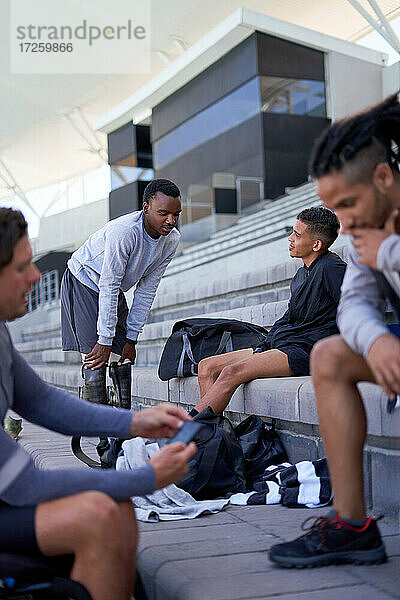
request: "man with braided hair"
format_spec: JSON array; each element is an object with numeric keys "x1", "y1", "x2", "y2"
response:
[{"x1": 270, "y1": 93, "x2": 400, "y2": 568}]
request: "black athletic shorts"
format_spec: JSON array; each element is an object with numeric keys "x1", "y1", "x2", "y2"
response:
[
  {"x1": 60, "y1": 268, "x2": 128, "y2": 355},
  {"x1": 253, "y1": 344, "x2": 310, "y2": 376},
  {"x1": 0, "y1": 501, "x2": 39, "y2": 555},
  {"x1": 0, "y1": 501, "x2": 73, "y2": 572}
]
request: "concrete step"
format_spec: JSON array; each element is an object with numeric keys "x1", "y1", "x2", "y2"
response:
[
  {"x1": 33, "y1": 363, "x2": 394, "y2": 442},
  {"x1": 21, "y1": 321, "x2": 61, "y2": 342},
  {"x1": 167, "y1": 188, "x2": 321, "y2": 274},
  {"x1": 17, "y1": 299, "x2": 289, "y2": 367},
  {"x1": 188, "y1": 182, "x2": 316, "y2": 247},
  {"x1": 148, "y1": 285, "x2": 291, "y2": 323},
  {"x1": 164, "y1": 189, "x2": 321, "y2": 277},
  {"x1": 15, "y1": 335, "x2": 62, "y2": 352},
  {"x1": 143, "y1": 242, "x2": 348, "y2": 322},
  {"x1": 207, "y1": 184, "x2": 317, "y2": 242}
]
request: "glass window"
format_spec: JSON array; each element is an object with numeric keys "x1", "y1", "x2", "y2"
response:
[
  {"x1": 154, "y1": 77, "x2": 261, "y2": 170},
  {"x1": 110, "y1": 166, "x2": 154, "y2": 191},
  {"x1": 260, "y1": 77, "x2": 326, "y2": 117}
]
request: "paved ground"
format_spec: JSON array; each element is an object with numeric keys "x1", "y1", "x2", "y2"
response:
[{"x1": 15, "y1": 415, "x2": 400, "y2": 600}]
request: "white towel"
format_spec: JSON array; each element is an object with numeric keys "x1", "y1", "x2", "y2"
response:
[{"x1": 116, "y1": 437, "x2": 229, "y2": 522}]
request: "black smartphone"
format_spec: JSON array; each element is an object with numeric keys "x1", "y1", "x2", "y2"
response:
[{"x1": 167, "y1": 421, "x2": 203, "y2": 445}]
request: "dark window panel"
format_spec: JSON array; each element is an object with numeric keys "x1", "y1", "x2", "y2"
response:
[
  {"x1": 263, "y1": 113, "x2": 330, "y2": 198},
  {"x1": 108, "y1": 123, "x2": 152, "y2": 168},
  {"x1": 155, "y1": 114, "x2": 265, "y2": 199},
  {"x1": 214, "y1": 188, "x2": 237, "y2": 214},
  {"x1": 153, "y1": 77, "x2": 261, "y2": 170},
  {"x1": 260, "y1": 77, "x2": 326, "y2": 117},
  {"x1": 109, "y1": 180, "x2": 148, "y2": 220},
  {"x1": 152, "y1": 34, "x2": 258, "y2": 142},
  {"x1": 263, "y1": 112, "x2": 330, "y2": 153},
  {"x1": 256, "y1": 31, "x2": 325, "y2": 80}
]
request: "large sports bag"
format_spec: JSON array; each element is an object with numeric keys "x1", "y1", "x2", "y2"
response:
[
  {"x1": 177, "y1": 407, "x2": 247, "y2": 500},
  {"x1": 158, "y1": 317, "x2": 268, "y2": 380}
]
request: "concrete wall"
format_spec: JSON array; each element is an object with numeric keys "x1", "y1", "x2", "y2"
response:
[
  {"x1": 34, "y1": 197, "x2": 108, "y2": 256},
  {"x1": 327, "y1": 51, "x2": 383, "y2": 120},
  {"x1": 382, "y1": 60, "x2": 400, "y2": 97}
]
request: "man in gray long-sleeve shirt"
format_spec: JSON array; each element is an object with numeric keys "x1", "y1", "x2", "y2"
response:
[
  {"x1": 0, "y1": 208, "x2": 195, "y2": 600},
  {"x1": 61, "y1": 178, "x2": 181, "y2": 411},
  {"x1": 270, "y1": 94, "x2": 400, "y2": 569}
]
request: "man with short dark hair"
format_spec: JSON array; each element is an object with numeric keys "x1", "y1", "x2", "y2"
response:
[
  {"x1": 61, "y1": 178, "x2": 181, "y2": 406},
  {"x1": 0, "y1": 207, "x2": 196, "y2": 600},
  {"x1": 269, "y1": 93, "x2": 400, "y2": 569},
  {"x1": 193, "y1": 206, "x2": 346, "y2": 416}
]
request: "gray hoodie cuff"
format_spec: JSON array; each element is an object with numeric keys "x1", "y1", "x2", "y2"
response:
[{"x1": 377, "y1": 234, "x2": 400, "y2": 271}]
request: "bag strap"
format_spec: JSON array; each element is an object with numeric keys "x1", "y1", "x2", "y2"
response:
[
  {"x1": 177, "y1": 333, "x2": 197, "y2": 377},
  {"x1": 215, "y1": 330, "x2": 233, "y2": 355},
  {"x1": 71, "y1": 436, "x2": 102, "y2": 469},
  {"x1": 189, "y1": 438, "x2": 222, "y2": 495}
]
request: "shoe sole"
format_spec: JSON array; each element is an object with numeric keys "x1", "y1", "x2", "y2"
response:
[{"x1": 269, "y1": 545, "x2": 387, "y2": 568}]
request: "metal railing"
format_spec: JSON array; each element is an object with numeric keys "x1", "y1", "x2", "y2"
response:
[{"x1": 27, "y1": 269, "x2": 59, "y2": 313}]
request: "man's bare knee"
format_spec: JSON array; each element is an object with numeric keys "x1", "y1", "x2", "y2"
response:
[
  {"x1": 198, "y1": 356, "x2": 219, "y2": 379},
  {"x1": 74, "y1": 492, "x2": 121, "y2": 540},
  {"x1": 218, "y1": 362, "x2": 245, "y2": 385},
  {"x1": 311, "y1": 336, "x2": 349, "y2": 381},
  {"x1": 79, "y1": 495, "x2": 137, "y2": 559},
  {"x1": 36, "y1": 491, "x2": 122, "y2": 556}
]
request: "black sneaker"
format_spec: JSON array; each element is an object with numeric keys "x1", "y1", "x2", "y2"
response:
[{"x1": 269, "y1": 512, "x2": 387, "y2": 568}]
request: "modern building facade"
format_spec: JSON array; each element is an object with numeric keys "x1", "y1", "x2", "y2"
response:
[
  {"x1": 152, "y1": 31, "x2": 329, "y2": 217},
  {"x1": 98, "y1": 8, "x2": 389, "y2": 237}
]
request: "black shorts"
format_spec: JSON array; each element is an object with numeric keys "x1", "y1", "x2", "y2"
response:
[
  {"x1": 0, "y1": 501, "x2": 73, "y2": 572},
  {"x1": 0, "y1": 502, "x2": 39, "y2": 555},
  {"x1": 253, "y1": 345, "x2": 310, "y2": 376},
  {"x1": 60, "y1": 268, "x2": 128, "y2": 355}
]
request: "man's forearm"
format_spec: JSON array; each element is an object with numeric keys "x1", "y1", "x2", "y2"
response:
[
  {"x1": 97, "y1": 287, "x2": 120, "y2": 345},
  {"x1": 1, "y1": 461, "x2": 156, "y2": 506}
]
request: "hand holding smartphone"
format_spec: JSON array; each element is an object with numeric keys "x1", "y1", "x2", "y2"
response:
[{"x1": 166, "y1": 421, "x2": 203, "y2": 445}]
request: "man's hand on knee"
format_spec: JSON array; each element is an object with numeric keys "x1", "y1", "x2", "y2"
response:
[
  {"x1": 367, "y1": 333, "x2": 400, "y2": 399},
  {"x1": 129, "y1": 404, "x2": 192, "y2": 439},
  {"x1": 149, "y1": 442, "x2": 197, "y2": 489},
  {"x1": 118, "y1": 341, "x2": 136, "y2": 365},
  {"x1": 83, "y1": 343, "x2": 111, "y2": 369}
]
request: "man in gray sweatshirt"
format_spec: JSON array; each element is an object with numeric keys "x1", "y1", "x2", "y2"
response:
[
  {"x1": 0, "y1": 207, "x2": 195, "y2": 600},
  {"x1": 61, "y1": 178, "x2": 181, "y2": 409},
  {"x1": 270, "y1": 94, "x2": 400, "y2": 569}
]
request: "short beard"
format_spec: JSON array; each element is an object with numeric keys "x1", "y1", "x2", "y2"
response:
[{"x1": 373, "y1": 185, "x2": 392, "y2": 229}]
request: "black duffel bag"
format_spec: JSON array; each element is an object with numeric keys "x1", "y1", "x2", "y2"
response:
[
  {"x1": 158, "y1": 317, "x2": 268, "y2": 380},
  {"x1": 234, "y1": 416, "x2": 289, "y2": 488},
  {"x1": 177, "y1": 407, "x2": 247, "y2": 500}
]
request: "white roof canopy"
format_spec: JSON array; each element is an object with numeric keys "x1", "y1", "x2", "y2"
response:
[{"x1": 0, "y1": 0, "x2": 398, "y2": 208}]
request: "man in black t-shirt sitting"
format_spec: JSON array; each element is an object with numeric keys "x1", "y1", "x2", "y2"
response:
[{"x1": 192, "y1": 207, "x2": 346, "y2": 415}]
